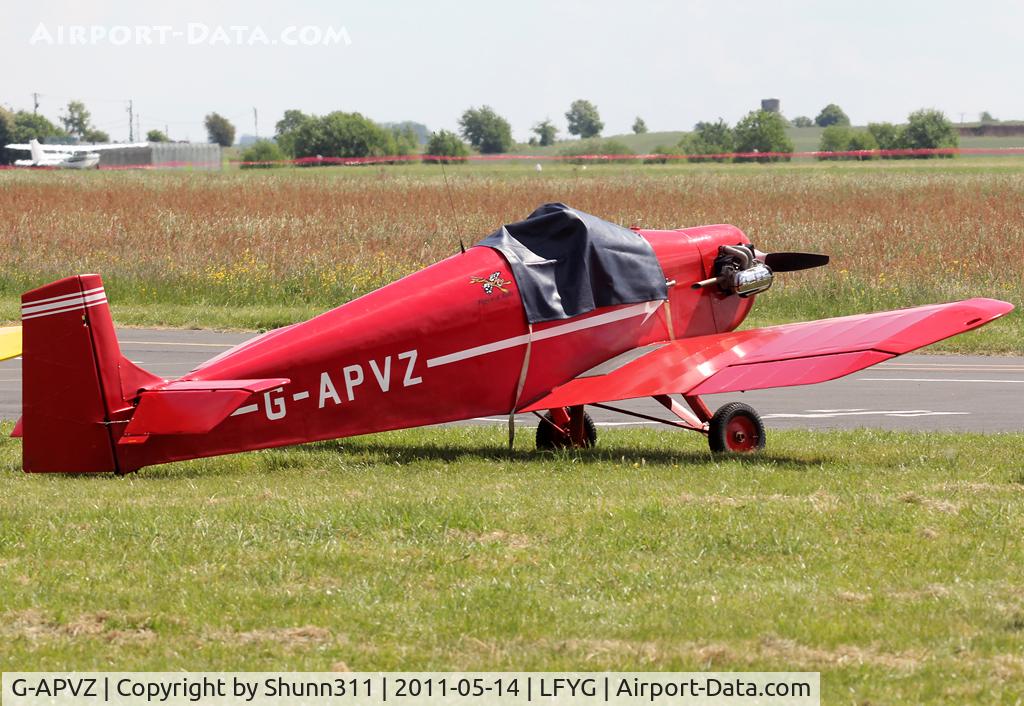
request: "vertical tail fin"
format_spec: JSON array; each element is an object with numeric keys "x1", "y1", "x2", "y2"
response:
[
  {"x1": 20, "y1": 275, "x2": 162, "y2": 473},
  {"x1": 29, "y1": 139, "x2": 44, "y2": 165}
]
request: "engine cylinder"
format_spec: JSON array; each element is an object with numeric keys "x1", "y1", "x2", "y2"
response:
[{"x1": 732, "y1": 263, "x2": 773, "y2": 297}]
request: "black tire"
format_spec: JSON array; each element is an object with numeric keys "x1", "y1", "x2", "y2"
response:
[
  {"x1": 708, "y1": 402, "x2": 765, "y2": 454},
  {"x1": 536, "y1": 410, "x2": 597, "y2": 450}
]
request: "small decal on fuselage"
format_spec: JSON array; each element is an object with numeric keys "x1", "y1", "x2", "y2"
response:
[{"x1": 470, "y1": 271, "x2": 511, "y2": 295}]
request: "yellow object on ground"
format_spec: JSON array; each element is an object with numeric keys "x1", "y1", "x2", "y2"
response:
[{"x1": 0, "y1": 326, "x2": 22, "y2": 361}]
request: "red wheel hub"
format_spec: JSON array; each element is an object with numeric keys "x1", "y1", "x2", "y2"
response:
[{"x1": 726, "y1": 415, "x2": 759, "y2": 452}]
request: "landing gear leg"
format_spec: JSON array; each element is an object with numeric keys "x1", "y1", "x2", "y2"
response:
[{"x1": 536, "y1": 406, "x2": 597, "y2": 450}]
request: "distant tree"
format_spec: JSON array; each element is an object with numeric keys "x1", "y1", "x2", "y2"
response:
[
  {"x1": 979, "y1": 111, "x2": 996, "y2": 124},
  {"x1": 386, "y1": 124, "x2": 419, "y2": 157},
  {"x1": 733, "y1": 110, "x2": 794, "y2": 162},
  {"x1": 815, "y1": 104, "x2": 850, "y2": 127},
  {"x1": 532, "y1": 119, "x2": 557, "y2": 146},
  {"x1": 423, "y1": 130, "x2": 470, "y2": 163},
  {"x1": 11, "y1": 111, "x2": 67, "y2": 143},
  {"x1": 205, "y1": 112, "x2": 236, "y2": 147},
  {"x1": 458, "y1": 106, "x2": 513, "y2": 154},
  {"x1": 902, "y1": 109, "x2": 958, "y2": 157},
  {"x1": 60, "y1": 100, "x2": 92, "y2": 138},
  {"x1": 565, "y1": 99, "x2": 603, "y2": 139},
  {"x1": 818, "y1": 125, "x2": 852, "y2": 158},
  {"x1": 680, "y1": 119, "x2": 735, "y2": 162},
  {"x1": 291, "y1": 112, "x2": 393, "y2": 160},
  {"x1": 83, "y1": 128, "x2": 109, "y2": 143},
  {"x1": 559, "y1": 138, "x2": 635, "y2": 164},
  {"x1": 632, "y1": 116, "x2": 648, "y2": 134},
  {"x1": 846, "y1": 130, "x2": 879, "y2": 157},
  {"x1": 274, "y1": 109, "x2": 311, "y2": 157},
  {"x1": 791, "y1": 115, "x2": 814, "y2": 128},
  {"x1": 0, "y1": 108, "x2": 15, "y2": 165},
  {"x1": 643, "y1": 144, "x2": 683, "y2": 164},
  {"x1": 867, "y1": 122, "x2": 904, "y2": 152},
  {"x1": 818, "y1": 125, "x2": 878, "y2": 160},
  {"x1": 379, "y1": 121, "x2": 429, "y2": 144},
  {"x1": 146, "y1": 129, "x2": 170, "y2": 142},
  {"x1": 239, "y1": 139, "x2": 287, "y2": 168}
]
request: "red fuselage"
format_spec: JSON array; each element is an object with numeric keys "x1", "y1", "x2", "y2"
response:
[{"x1": 117, "y1": 226, "x2": 753, "y2": 471}]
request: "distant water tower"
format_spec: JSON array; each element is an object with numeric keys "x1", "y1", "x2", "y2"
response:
[{"x1": 761, "y1": 98, "x2": 781, "y2": 113}]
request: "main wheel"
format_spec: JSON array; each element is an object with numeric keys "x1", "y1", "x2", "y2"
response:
[
  {"x1": 536, "y1": 410, "x2": 597, "y2": 450},
  {"x1": 708, "y1": 402, "x2": 765, "y2": 453}
]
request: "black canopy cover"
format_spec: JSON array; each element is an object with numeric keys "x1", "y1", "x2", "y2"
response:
[{"x1": 476, "y1": 203, "x2": 668, "y2": 324}]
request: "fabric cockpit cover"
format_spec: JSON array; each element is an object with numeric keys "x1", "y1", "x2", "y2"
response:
[{"x1": 476, "y1": 203, "x2": 668, "y2": 324}]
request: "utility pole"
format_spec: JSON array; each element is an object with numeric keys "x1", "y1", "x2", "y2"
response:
[
  {"x1": 253, "y1": 107, "x2": 258, "y2": 138},
  {"x1": 32, "y1": 93, "x2": 39, "y2": 114},
  {"x1": 127, "y1": 99, "x2": 134, "y2": 141}
]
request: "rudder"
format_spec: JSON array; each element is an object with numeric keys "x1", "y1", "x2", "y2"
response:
[{"x1": 20, "y1": 275, "x2": 161, "y2": 473}]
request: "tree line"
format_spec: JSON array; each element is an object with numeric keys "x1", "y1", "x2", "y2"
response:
[{"x1": 2, "y1": 96, "x2": 967, "y2": 166}]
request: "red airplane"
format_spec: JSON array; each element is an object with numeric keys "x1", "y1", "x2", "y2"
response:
[{"x1": 9, "y1": 203, "x2": 1013, "y2": 474}]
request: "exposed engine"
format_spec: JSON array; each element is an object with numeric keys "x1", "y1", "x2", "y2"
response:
[{"x1": 692, "y1": 244, "x2": 774, "y2": 298}]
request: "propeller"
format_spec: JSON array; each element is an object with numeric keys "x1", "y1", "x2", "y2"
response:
[
  {"x1": 760, "y1": 251, "x2": 830, "y2": 272},
  {"x1": 692, "y1": 245, "x2": 831, "y2": 296}
]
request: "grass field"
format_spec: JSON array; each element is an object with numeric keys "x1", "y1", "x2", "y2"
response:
[
  {"x1": 0, "y1": 159, "x2": 1021, "y2": 352},
  {"x1": 1, "y1": 159, "x2": 1022, "y2": 703},
  {"x1": 1, "y1": 425, "x2": 1023, "y2": 704}
]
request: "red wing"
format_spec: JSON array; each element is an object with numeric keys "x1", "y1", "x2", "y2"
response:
[{"x1": 521, "y1": 298, "x2": 1012, "y2": 411}]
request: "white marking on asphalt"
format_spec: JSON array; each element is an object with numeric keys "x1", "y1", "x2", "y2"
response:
[
  {"x1": 806, "y1": 408, "x2": 867, "y2": 413},
  {"x1": 876, "y1": 366, "x2": 1024, "y2": 372},
  {"x1": 880, "y1": 362, "x2": 1024, "y2": 369},
  {"x1": 469, "y1": 416, "x2": 661, "y2": 427},
  {"x1": 230, "y1": 404, "x2": 259, "y2": 416},
  {"x1": 426, "y1": 301, "x2": 662, "y2": 368},
  {"x1": 120, "y1": 340, "x2": 234, "y2": 348},
  {"x1": 763, "y1": 409, "x2": 969, "y2": 419},
  {"x1": 858, "y1": 377, "x2": 1024, "y2": 384}
]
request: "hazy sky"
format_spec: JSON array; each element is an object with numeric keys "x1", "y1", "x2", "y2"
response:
[{"x1": 3, "y1": 0, "x2": 1022, "y2": 143}]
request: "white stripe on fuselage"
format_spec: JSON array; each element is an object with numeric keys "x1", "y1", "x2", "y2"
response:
[{"x1": 425, "y1": 300, "x2": 662, "y2": 368}]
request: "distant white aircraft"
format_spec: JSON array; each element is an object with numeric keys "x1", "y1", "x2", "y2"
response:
[{"x1": 5, "y1": 138, "x2": 148, "y2": 169}]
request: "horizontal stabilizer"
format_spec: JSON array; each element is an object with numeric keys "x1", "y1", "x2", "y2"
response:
[
  {"x1": 523, "y1": 298, "x2": 1013, "y2": 410},
  {"x1": 122, "y1": 377, "x2": 289, "y2": 440}
]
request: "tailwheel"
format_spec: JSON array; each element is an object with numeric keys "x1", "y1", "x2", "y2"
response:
[
  {"x1": 536, "y1": 407, "x2": 597, "y2": 450},
  {"x1": 708, "y1": 402, "x2": 765, "y2": 454}
]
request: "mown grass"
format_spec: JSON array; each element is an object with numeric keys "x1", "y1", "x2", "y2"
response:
[
  {"x1": 1, "y1": 424, "x2": 1023, "y2": 704},
  {"x1": 0, "y1": 160, "x2": 1021, "y2": 352}
]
